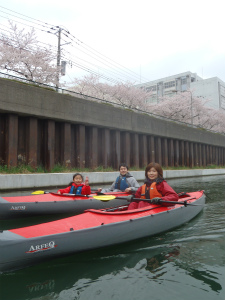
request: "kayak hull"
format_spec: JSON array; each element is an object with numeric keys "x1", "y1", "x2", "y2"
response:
[
  {"x1": 0, "y1": 192, "x2": 130, "y2": 219},
  {"x1": 0, "y1": 191, "x2": 205, "y2": 272}
]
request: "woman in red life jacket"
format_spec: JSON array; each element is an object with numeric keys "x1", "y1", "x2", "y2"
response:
[
  {"x1": 127, "y1": 162, "x2": 178, "y2": 210},
  {"x1": 57, "y1": 173, "x2": 91, "y2": 195}
]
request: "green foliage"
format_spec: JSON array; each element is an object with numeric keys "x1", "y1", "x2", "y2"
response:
[
  {"x1": 0, "y1": 164, "x2": 45, "y2": 174},
  {"x1": 0, "y1": 163, "x2": 224, "y2": 174}
]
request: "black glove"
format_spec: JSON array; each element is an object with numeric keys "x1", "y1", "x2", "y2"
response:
[
  {"x1": 96, "y1": 191, "x2": 105, "y2": 195},
  {"x1": 151, "y1": 197, "x2": 162, "y2": 204},
  {"x1": 127, "y1": 195, "x2": 134, "y2": 202}
]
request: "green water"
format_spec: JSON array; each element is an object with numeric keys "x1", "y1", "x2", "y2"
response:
[{"x1": 0, "y1": 175, "x2": 225, "y2": 300}]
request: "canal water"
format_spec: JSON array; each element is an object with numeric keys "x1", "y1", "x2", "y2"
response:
[{"x1": 0, "y1": 175, "x2": 224, "y2": 300}]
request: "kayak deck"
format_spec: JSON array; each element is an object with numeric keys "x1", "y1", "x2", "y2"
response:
[
  {"x1": 0, "y1": 192, "x2": 128, "y2": 203},
  {"x1": 0, "y1": 191, "x2": 132, "y2": 219},
  {"x1": 9, "y1": 191, "x2": 203, "y2": 239},
  {"x1": 0, "y1": 193, "x2": 90, "y2": 203}
]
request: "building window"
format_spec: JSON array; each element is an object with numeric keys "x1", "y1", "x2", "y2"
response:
[
  {"x1": 181, "y1": 78, "x2": 187, "y2": 84},
  {"x1": 146, "y1": 85, "x2": 157, "y2": 92},
  {"x1": 164, "y1": 81, "x2": 175, "y2": 89}
]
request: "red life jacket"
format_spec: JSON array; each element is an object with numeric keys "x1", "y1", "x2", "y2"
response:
[{"x1": 141, "y1": 182, "x2": 162, "y2": 199}]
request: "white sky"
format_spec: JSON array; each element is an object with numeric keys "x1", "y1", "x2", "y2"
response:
[{"x1": 1, "y1": 0, "x2": 225, "y2": 85}]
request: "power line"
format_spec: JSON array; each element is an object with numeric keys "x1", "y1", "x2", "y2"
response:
[
  {"x1": 61, "y1": 48, "x2": 140, "y2": 83},
  {"x1": 0, "y1": 5, "x2": 57, "y2": 29},
  {"x1": 0, "y1": 6, "x2": 152, "y2": 84},
  {"x1": 63, "y1": 30, "x2": 151, "y2": 83},
  {"x1": 0, "y1": 14, "x2": 142, "y2": 83}
]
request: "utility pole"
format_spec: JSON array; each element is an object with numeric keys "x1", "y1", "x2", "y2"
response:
[
  {"x1": 56, "y1": 27, "x2": 62, "y2": 90},
  {"x1": 55, "y1": 27, "x2": 69, "y2": 90}
]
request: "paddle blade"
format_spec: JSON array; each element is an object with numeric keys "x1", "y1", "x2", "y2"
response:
[
  {"x1": 93, "y1": 195, "x2": 116, "y2": 201},
  {"x1": 31, "y1": 190, "x2": 45, "y2": 195}
]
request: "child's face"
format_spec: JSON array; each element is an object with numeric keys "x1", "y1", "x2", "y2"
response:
[
  {"x1": 147, "y1": 167, "x2": 158, "y2": 180},
  {"x1": 73, "y1": 175, "x2": 83, "y2": 185}
]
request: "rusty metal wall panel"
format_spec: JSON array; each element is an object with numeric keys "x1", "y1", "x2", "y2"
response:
[
  {"x1": 102, "y1": 128, "x2": 111, "y2": 168},
  {"x1": 174, "y1": 140, "x2": 179, "y2": 167},
  {"x1": 155, "y1": 137, "x2": 162, "y2": 166},
  {"x1": 112, "y1": 130, "x2": 121, "y2": 169},
  {"x1": 46, "y1": 120, "x2": 55, "y2": 171},
  {"x1": 194, "y1": 143, "x2": 199, "y2": 167},
  {"x1": 140, "y1": 134, "x2": 148, "y2": 168},
  {"x1": 88, "y1": 127, "x2": 98, "y2": 169},
  {"x1": 208, "y1": 145, "x2": 213, "y2": 165},
  {"x1": 168, "y1": 139, "x2": 174, "y2": 167},
  {"x1": 18, "y1": 118, "x2": 26, "y2": 164},
  {"x1": 185, "y1": 141, "x2": 190, "y2": 167},
  {"x1": 180, "y1": 141, "x2": 185, "y2": 167},
  {"x1": 162, "y1": 138, "x2": 168, "y2": 167},
  {"x1": 133, "y1": 133, "x2": 139, "y2": 168},
  {"x1": 75, "y1": 124, "x2": 85, "y2": 168},
  {"x1": 202, "y1": 145, "x2": 206, "y2": 167},
  {"x1": 6, "y1": 114, "x2": 18, "y2": 167},
  {"x1": 124, "y1": 132, "x2": 131, "y2": 167},
  {"x1": 26, "y1": 117, "x2": 38, "y2": 168},
  {"x1": 198, "y1": 144, "x2": 202, "y2": 167},
  {"x1": 189, "y1": 142, "x2": 194, "y2": 168},
  {"x1": 62, "y1": 123, "x2": 71, "y2": 168},
  {"x1": 0, "y1": 115, "x2": 6, "y2": 164},
  {"x1": 148, "y1": 136, "x2": 155, "y2": 163}
]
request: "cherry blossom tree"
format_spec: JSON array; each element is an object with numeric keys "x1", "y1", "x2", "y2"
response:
[
  {"x1": 69, "y1": 74, "x2": 152, "y2": 110},
  {"x1": 0, "y1": 21, "x2": 59, "y2": 85},
  {"x1": 148, "y1": 90, "x2": 225, "y2": 134},
  {"x1": 69, "y1": 76, "x2": 225, "y2": 134}
]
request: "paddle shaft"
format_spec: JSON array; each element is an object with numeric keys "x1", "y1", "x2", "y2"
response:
[
  {"x1": 54, "y1": 192, "x2": 91, "y2": 197},
  {"x1": 41, "y1": 192, "x2": 90, "y2": 197},
  {"x1": 115, "y1": 196, "x2": 202, "y2": 206}
]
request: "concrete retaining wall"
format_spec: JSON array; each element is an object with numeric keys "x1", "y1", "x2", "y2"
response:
[
  {"x1": 1, "y1": 78, "x2": 225, "y2": 171},
  {"x1": 0, "y1": 78, "x2": 224, "y2": 146},
  {"x1": 0, "y1": 169, "x2": 224, "y2": 190}
]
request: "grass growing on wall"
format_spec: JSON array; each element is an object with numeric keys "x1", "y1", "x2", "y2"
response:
[
  {"x1": 0, "y1": 164, "x2": 116, "y2": 174},
  {"x1": 0, "y1": 164, "x2": 224, "y2": 174},
  {"x1": 0, "y1": 165, "x2": 46, "y2": 174}
]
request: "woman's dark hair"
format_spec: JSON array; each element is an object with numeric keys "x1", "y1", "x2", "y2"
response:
[
  {"x1": 145, "y1": 162, "x2": 163, "y2": 179},
  {"x1": 68, "y1": 173, "x2": 83, "y2": 185},
  {"x1": 119, "y1": 163, "x2": 129, "y2": 170}
]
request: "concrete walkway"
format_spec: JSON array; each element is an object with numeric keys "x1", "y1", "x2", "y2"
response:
[{"x1": 0, "y1": 169, "x2": 225, "y2": 191}]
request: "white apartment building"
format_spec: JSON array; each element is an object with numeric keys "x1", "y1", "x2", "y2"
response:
[{"x1": 136, "y1": 71, "x2": 225, "y2": 110}]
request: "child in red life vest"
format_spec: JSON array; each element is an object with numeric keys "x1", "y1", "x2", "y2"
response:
[
  {"x1": 57, "y1": 173, "x2": 91, "y2": 195},
  {"x1": 128, "y1": 162, "x2": 178, "y2": 210}
]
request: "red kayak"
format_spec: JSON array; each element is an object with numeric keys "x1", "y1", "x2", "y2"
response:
[
  {"x1": 0, "y1": 191, "x2": 205, "y2": 272},
  {"x1": 0, "y1": 192, "x2": 130, "y2": 219}
]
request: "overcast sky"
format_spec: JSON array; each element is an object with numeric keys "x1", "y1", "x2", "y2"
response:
[{"x1": 1, "y1": 0, "x2": 225, "y2": 85}]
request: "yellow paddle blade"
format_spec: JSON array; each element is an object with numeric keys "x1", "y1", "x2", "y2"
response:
[
  {"x1": 93, "y1": 195, "x2": 116, "y2": 201},
  {"x1": 31, "y1": 190, "x2": 45, "y2": 195}
]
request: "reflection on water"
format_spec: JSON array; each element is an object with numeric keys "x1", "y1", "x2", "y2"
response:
[{"x1": 0, "y1": 175, "x2": 225, "y2": 300}]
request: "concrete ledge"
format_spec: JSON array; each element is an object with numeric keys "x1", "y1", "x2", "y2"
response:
[
  {"x1": 163, "y1": 169, "x2": 225, "y2": 178},
  {"x1": 0, "y1": 169, "x2": 225, "y2": 190}
]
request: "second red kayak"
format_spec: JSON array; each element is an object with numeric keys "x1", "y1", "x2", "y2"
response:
[{"x1": 0, "y1": 192, "x2": 130, "y2": 219}]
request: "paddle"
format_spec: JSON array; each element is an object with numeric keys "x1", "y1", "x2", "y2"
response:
[
  {"x1": 31, "y1": 190, "x2": 115, "y2": 195},
  {"x1": 31, "y1": 190, "x2": 47, "y2": 194},
  {"x1": 93, "y1": 195, "x2": 203, "y2": 206},
  {"x1": 31, "y1": 191, "x2": 89, "y2": 197}
]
